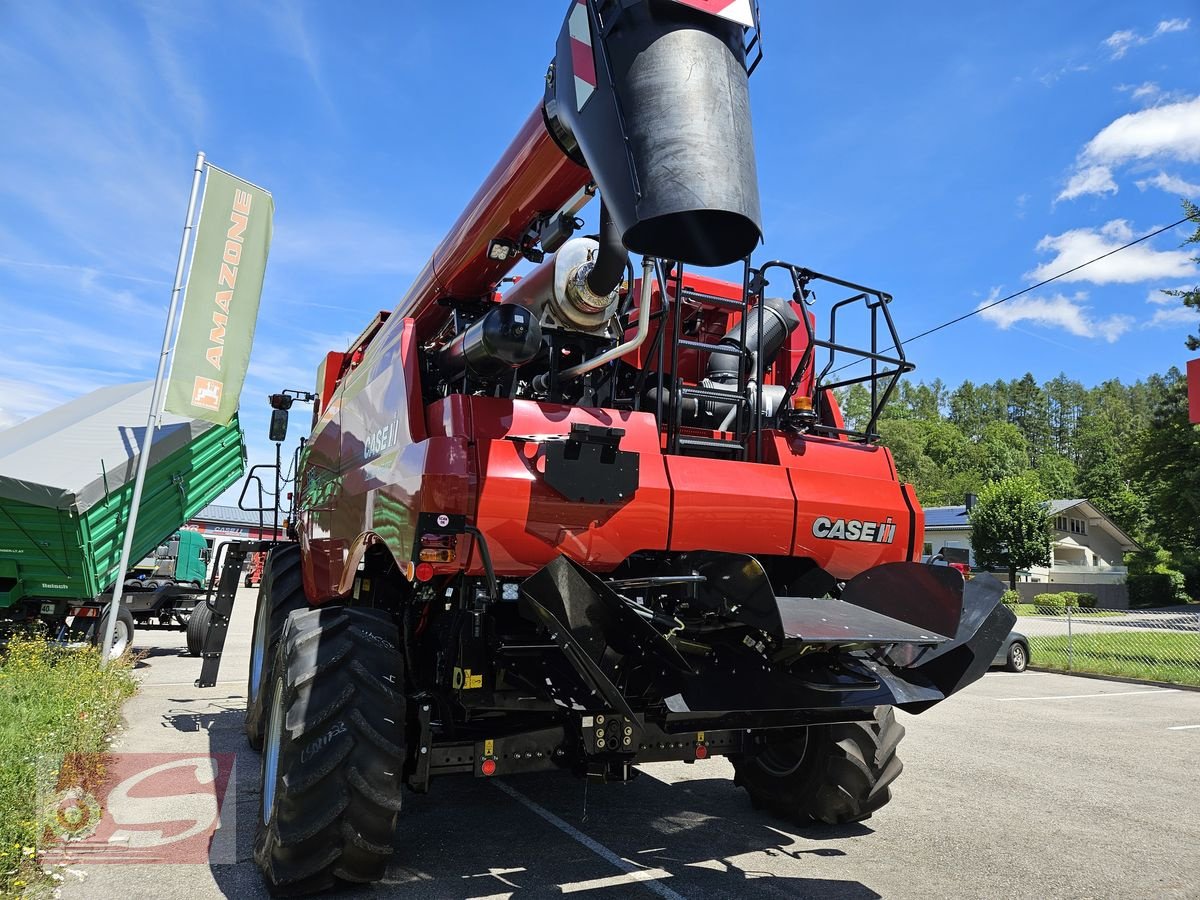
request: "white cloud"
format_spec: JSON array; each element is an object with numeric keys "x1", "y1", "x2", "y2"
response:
[
  {"x1": 978, "y1": 291, "x2": 1133, "y2": 342},
  {"x1": 1155, "y1": 18, "x2": 1191, "y2": 36},
  {"x1": 1083, "y1": 95, "x2": 1200, "y2": 165},
  {"x1": 1056, "y1": 165, "x2": 1118, "y2": 201},
  {"x1": 1146, "y1": 306, "x2": 1197, "y2": 329},
  {"x1": 1058, "y1": 96, "x2": 1200, "y2": 200},
  {"x1": 1103, "y1": 18, "x2": 1191, "y2": 59},
  {"x1": 1135, "y1": 171, "x2": 1200, "y2": 197},
  {"x1": 1025, "y1": 219, "x2": 1198, "y2": 285},
  {"x1": 1130, "y1": 82, "x2": 1161, "y2": 101},
  {"x1": 1104, "y1": 30, "x2": 1139, "y2": 60},
  {"x1": 1147, "y1": 284, "x2": 1197, "y2": 305}
]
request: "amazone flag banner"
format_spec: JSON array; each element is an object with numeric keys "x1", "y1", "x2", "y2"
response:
[{"x1": 165, "y1": 165, "x2": 273, "y2": 425}]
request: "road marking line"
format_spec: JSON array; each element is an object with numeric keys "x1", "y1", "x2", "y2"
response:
[
  {"x1": 493, "y1": 780, "x2": 686, "y2": 900},
  {"x1": 995, "y1": 689, "x2": 1178, "y2": 702},
  {"x1": 1167, "y1": 724, "x2": 1200, "y2": 731},
  {"x1": 560, "y1": 868, "x2": 674, "y2": 894}
]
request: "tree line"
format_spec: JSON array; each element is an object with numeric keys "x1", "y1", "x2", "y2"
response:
[
  {"x1": 839, "y1": 202, "x2": 1200, "y2": 596},
  {"x1": 838, "y1": 366, "x2": 1200, "y2": 568}
]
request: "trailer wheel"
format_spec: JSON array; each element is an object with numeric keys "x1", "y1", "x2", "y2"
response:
[
  {"x1": 245, "y1": 545, "x2": 311, "y2": 750},
  {"x1": 185, "y1": 601, "x2": 212, "y2": 657},
  {"x1": 733, "y1": 707, "x2": 905, "y2": 825},
  {"x1": 89, "y1": 604, "x2": 135, "y2": 657},
  {"x1": 255, "y1": 606, "x2": 404, "y2": 895}
]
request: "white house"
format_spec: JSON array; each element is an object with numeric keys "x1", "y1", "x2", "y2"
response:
[{"x1": 922, "y1": 498, "x2": 1138, "y2": 585}]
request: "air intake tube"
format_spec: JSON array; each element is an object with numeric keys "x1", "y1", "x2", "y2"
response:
[
  {"x1": 707, "y1": 296, "x2": 801, "y2": 384},
  {"x1": 649, "y1": 297, "x2": 800, "y2": 425},
  {"x1": 546, "y1": 0, "x2": 762, "y2": 267}
]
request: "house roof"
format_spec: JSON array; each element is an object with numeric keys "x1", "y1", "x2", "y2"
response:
[
  {"x1": 923, "y1": 506, "x2": 971, "y2": 529},
  {"x1": 192, "y1": 503, "x2": 274, "y2": 528},
  {"x1": 1045, "y1": 498, "x2": 1138, "y2": 551},
  {"x1": 923, "y1": 498, "x2": 1139, "y2": 550},
  {"x1": 1047, "y1": 499, "x2": 1087, "y2": 515}
]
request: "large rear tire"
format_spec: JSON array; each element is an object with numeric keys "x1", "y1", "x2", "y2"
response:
[
  {"x1": 245, "y1": 545, "x2": 310, "y2": 750},
  {"x1": 255, "y1": 606, "x2": 404, "y2": 895},
  {"x1": 733, "y1": 707, "x2": 905, "y2": 825}
]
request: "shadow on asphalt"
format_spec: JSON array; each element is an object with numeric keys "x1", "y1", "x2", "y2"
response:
[
  {"x1": 161, "y1": 701, "x2": 882, "y2": 898},
  {"x1": 132, "y1": 645, "x2": 196, "y2": 667}
]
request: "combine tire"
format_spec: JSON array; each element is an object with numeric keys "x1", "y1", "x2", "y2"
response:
[
  {"x1": 185, "y1": 601, "x2": 212, "y2": 657},
  {"x1": 255, "y1": 606, "x2": 404, "y2": 895},
  {"x1": 245, "y1": 545, "x2": 310, "y2": 750},
  {"x1": 733, "y1": 707, "x2": 905, "y2": 825}
]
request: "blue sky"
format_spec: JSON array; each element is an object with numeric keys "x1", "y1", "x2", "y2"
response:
[{"x1": 2, "y1": 1, "x2": 1199, "y2": 482}]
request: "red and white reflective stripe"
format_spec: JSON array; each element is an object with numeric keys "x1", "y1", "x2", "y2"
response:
[
  {"x1": 668, "y1": 0, "x2": 755, "y2": 28},
  {"x1": 569, "y1": 0, "x2": 597, "y2": 111}
]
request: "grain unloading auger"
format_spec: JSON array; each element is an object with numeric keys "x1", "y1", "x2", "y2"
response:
[{"x1": 193, "y1": 1, "x2": 1014, "y2": 893}]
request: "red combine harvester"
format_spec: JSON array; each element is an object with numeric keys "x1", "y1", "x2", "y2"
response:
[{"x1": 199, "y1": 1, "x2": 1013, "y2": 893}]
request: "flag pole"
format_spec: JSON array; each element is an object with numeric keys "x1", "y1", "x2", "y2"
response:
[{"x1": 100, "y1": 150, "x2": 207, "y2": 665}]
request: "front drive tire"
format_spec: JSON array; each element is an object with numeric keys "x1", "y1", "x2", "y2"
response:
[
  {"x1": 733, "y1": 707, "x2": 905, "y2": 825},
  {"x1": 245, "y1": 545, "x2": 311, "y2": 750},
  {"x1": 255, "y1": 606, "x2": 405, "y2": 895}
]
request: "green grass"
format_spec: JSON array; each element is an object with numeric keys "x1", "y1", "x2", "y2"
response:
[
  {"x1": 0, "y1": 635, "x2": 137, "y2": 899},
  {"x1": 1008, "y1": 604, "x2": 1121, "y2": 618},
  {"x1": 1029, "y1": 631, "x2": 1200, "y2": 687}
]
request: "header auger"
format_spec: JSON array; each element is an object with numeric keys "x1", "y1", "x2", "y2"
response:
[{"x1": 196, "y1": 1, "x2": 1014, "y2": 893}]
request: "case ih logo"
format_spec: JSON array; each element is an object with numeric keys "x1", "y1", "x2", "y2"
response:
[
  {"x1": 40, "y1": 752, "x2": 236, "y2": 865},
  {"x1": 812, "y1": 516, "x2": 896, "y2": 544}
]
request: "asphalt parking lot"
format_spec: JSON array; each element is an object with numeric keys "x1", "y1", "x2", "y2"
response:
[{"x1": 59, "y1": 588, "x2": 1200, "y2": 900}]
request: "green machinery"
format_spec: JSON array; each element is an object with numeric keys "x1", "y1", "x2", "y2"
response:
[{"x1": 0, "y1": 381, "x2": 245, "y2": 649}]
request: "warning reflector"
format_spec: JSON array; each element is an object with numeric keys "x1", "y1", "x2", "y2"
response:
[
  {"x1": 569, "y1": 0, "x2": 597, "y2": 111},
  {"x1": 667, "y1": 0, "x2": 755, "y2": 28}
]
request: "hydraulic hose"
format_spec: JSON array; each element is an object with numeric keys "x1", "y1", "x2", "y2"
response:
[{"x1": 585, "y1": 201, "x2": 628, "y2": 298}]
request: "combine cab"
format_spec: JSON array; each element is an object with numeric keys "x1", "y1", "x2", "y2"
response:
[{"x1": 196, "y1": 1, "x2": 1014, "y2": 893}]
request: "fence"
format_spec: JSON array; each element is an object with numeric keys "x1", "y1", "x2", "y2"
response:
[{"x1": 1010, "y1": 605, "x2": 1200, "y2": 687}]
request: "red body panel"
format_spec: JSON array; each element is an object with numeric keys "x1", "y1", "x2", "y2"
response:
[{"x1": 297, "y1": 309, "x2": 922, "y2": 594}]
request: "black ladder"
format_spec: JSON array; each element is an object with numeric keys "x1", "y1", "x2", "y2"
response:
[{"x1": 659, "y1": 261, "x2": 765, "y2": 460}]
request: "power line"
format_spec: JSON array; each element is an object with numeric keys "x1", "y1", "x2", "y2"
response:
[
  {"x1": 826, "y1": 211, "x2": 1198, "y2": 377},
  {"x1": 903, "y1": 212, "x2": 1197, "y2": 346}
]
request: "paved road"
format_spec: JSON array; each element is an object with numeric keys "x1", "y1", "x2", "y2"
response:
[{"x1": 57, "y1": 589, "x2": 1200, "y2": 899}]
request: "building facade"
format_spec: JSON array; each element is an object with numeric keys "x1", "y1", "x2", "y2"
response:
[{"x1": 923, "y1": 498, "x2": 1138, "y2": 589}]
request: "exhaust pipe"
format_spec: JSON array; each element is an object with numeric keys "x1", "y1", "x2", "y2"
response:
[{"x1": 546, "y1": 0, "x2": 763, "y2": 267}]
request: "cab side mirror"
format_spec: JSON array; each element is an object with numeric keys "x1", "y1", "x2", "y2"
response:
[{"x1": 269, "y1": 408, "x2": 289, "y2": 442}]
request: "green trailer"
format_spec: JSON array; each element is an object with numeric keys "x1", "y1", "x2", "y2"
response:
[{"x1": 0, "y1": 381, "x2": 246, "y2": 650}]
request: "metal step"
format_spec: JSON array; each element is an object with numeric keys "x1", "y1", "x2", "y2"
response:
[
  {"x1": 678, "y1": 385, "x2": 750, "y2": 404},
  {"x1": 776, "y1": 596, "x2": 949, "y2": 645},
  {"x1": 676, "y1": 338, "x2": 745, "y2": 356},
  {"x1": 676, "y1": 434, "x2": 744, "y2": 453},
  {"x1": 679, "y1": 288, "x2": 746, "y2": 310}
]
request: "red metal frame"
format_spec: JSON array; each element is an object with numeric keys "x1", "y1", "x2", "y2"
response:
[{"x1": 293, "y1": 93, "x2": 922, "y2": 601}]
